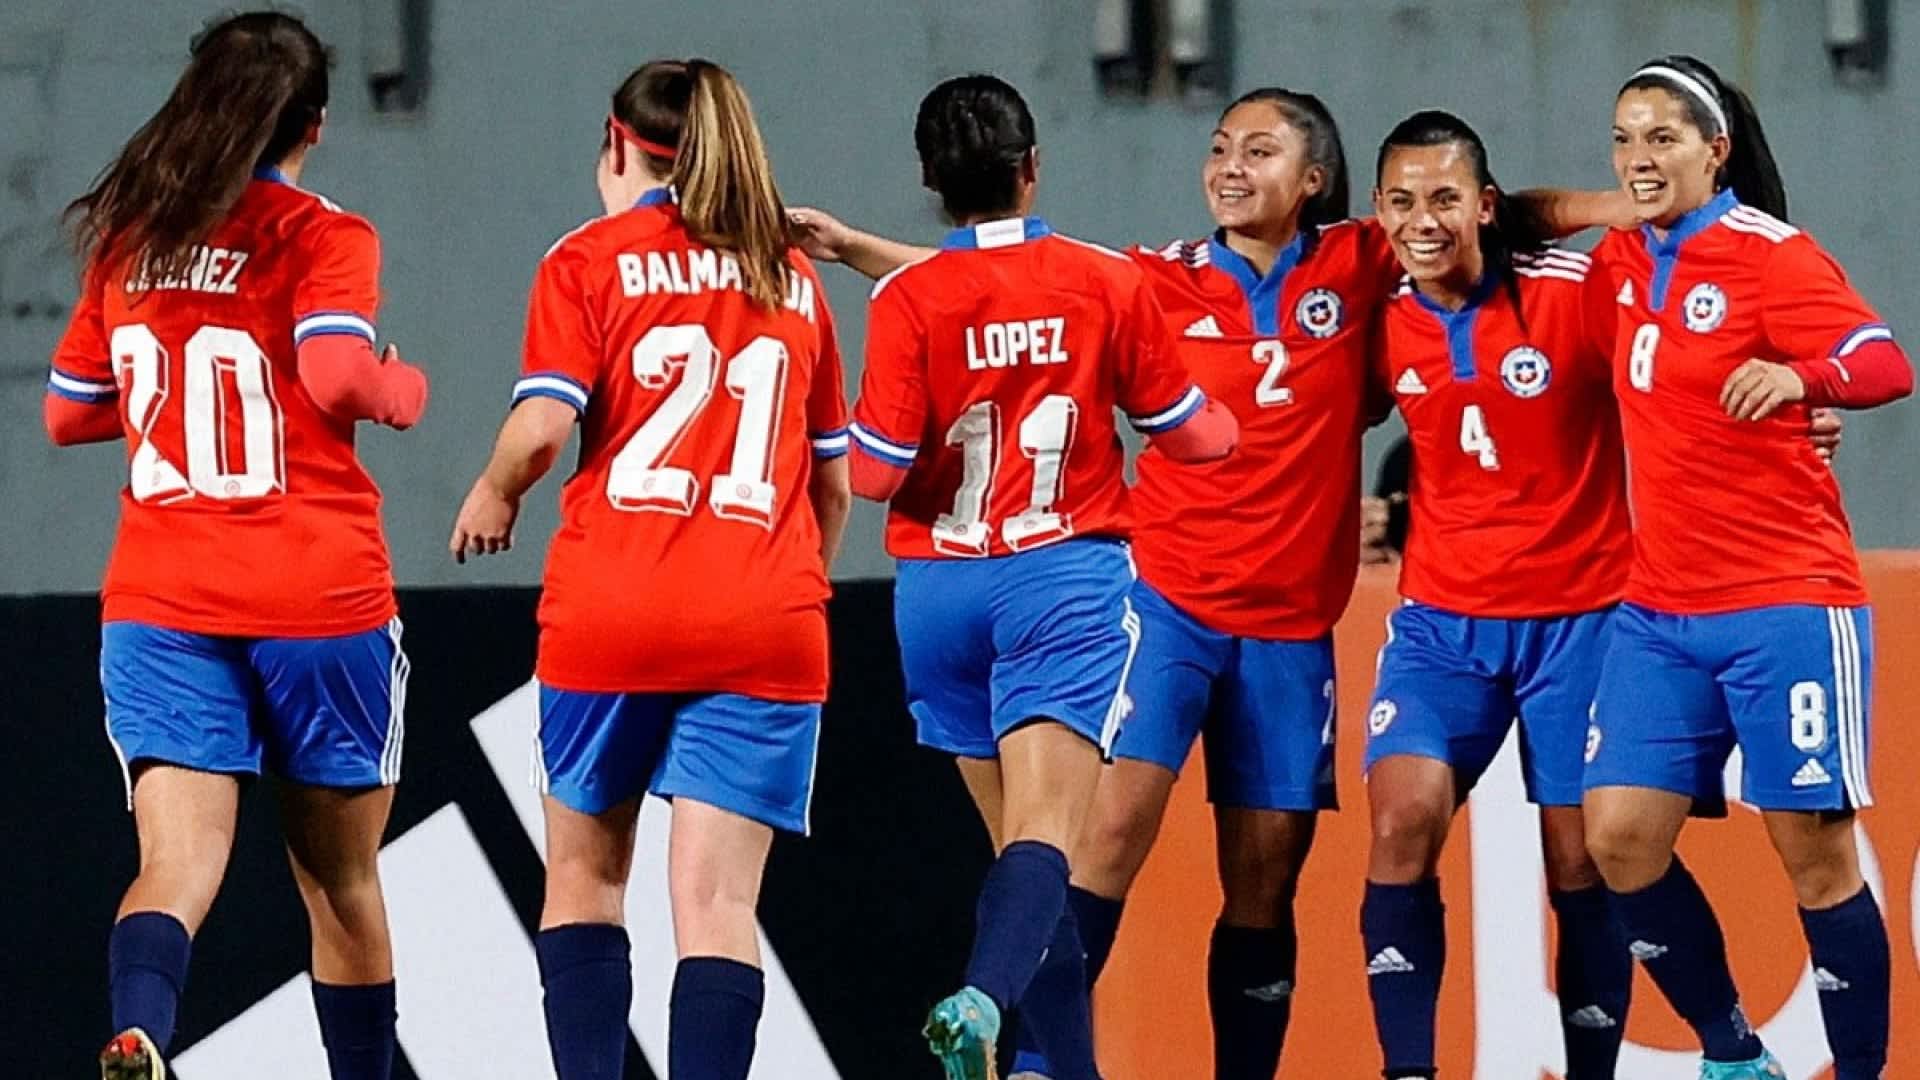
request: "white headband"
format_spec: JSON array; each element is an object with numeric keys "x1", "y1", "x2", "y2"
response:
[{"x1": 1631, "y1": 64, "x2": 1730, "y2": 137}]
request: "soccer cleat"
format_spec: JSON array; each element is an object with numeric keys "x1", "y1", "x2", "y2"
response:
[
  {"x1": 1697, "y1": 1050, "x2": 1785, "y2": 1080},
  {"x1": 924, "y1": 986, "x2": 1002, "y2": 1080},
  {"x1": 100, "y1": 1028, "x2": 168, "y2": 1080}
]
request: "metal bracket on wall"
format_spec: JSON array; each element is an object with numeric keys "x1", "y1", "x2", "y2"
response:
[
  {"x1": 1826, "y1": 0, "x2": 1891, "y2": 87},
  {"x1": 365, "y1": 0, "x2": 432, "y2": 115}
]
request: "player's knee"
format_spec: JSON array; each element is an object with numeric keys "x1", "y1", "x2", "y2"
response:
[
  {"x1": 1775, "y1": 838, "x2": 1863, "y2": 909},
  {"x1": 1367, "y1": 795, "x2": 1449, "y2": 878},
  {"x1": 1073, "y1": 799, "x2": 1160, "y2": 890},
  {"x1": 543, "y1": 848, "x2": 631, "y2": 926},
  {"x1": 1581, "y1": 810, "x2": 1666, "y2": 888}
]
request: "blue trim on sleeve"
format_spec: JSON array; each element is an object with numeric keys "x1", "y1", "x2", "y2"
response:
[
  {"x1": 1129, "y1": 385, "x2": 1207, "y2": 434},
  {"x1": 849, "y1": 422, "x2": 918, "y2": 466}
]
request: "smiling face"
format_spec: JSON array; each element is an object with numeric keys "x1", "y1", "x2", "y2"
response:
[
  {"x1": 1373, "y1": 141, "x2": 1494, "y2": 295},
  {"x1": 1203, "y1": 100, "x2": 1323, "y2": 239},
  {"x1": 1612, "y1": 86, "x2": 1728, "y2": 229}
]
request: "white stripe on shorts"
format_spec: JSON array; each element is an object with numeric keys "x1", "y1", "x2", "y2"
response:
[
  {"x1": 1828, "y1": 606, "x2": 1871, "y2": 807},
  {"x1": 381, "y1": 617, "x2": 409, "y2": 785},
  {"x1": 1100, "y1": 597, "x2": 1144, "y2": 755},
  {"x1": 530, "y1": 684, "x2": 552, "y2": 795},
  {"x1": 103, "y1": 681, "x2": 133, "y2": 811}
]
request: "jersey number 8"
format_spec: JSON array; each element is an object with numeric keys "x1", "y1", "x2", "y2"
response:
[
  {"x1": 1629, "y1": 323, "x2": 1659, "y2": 393},
  {"x1": 606, "y1": 323, "x2": 788, "y2": 528}
]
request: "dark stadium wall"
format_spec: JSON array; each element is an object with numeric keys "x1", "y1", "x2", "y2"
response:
[
  {"x1": 5, "y1": 0, "x2": 1919, "y2": 599},
  {"x1": 1, "y1": 583, "x2": 987, "y2": 1080}
]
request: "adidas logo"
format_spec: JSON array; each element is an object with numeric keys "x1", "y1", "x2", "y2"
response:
[
  {"x1": 1367, "y1": 947, "x2": 1416, "y2": 975},
  {"x1": 1565, "y1": 1005, "x2": 1618, "y2": 1029},
  {"x1": 1814, "y1": 966, "x2": 1851, "y2": 992},
  {"x1": 1792, "y1": 758, "x2": 1832, "y2": 787},
  {"x1": 1629, "y1": 939, "x2": 1668, "y2": 961},
  {"x1": 1242, "y1": 978, "x2": 1294, "y2": 1003},
  {"x1": 1184, "y1": 315, "x2": 1224, "y2": 338},
  {"x1": 1617, "y1": 280, "x2": 1635, "y2": 306},
  {"x1": 1395, "y1": 368, "x2": 1428, "y2": 395}
]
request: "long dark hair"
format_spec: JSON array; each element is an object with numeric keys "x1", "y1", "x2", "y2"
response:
[
  {"x1": 1221, "y1": 87, "x2": 1351, "y2": 242},
  {"x1": 66, "y1": 12, "x2": 330, "y2": 282},
  {"x1": 612, "y1": 59, "x2": 794, "y2": 308},
  {"x1": 1620, "y1": 54, "x2": 1787, "y2": 219},
  {"x1": 913, "y1": 75, "x2": 1037, "y2": 222},
  {"x1": 1376, "y1": 110, "x2": 1550, "y2": 309}
]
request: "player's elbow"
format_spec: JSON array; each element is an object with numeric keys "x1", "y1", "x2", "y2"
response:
[
  {"x1": 849, "y1": 451, "x2": 908, "y2": 502},
  {"x1": 44, "y1": 395, "x2": 112, "y2": 446},
  {"x1": 1152, "y1": 399, "x2": 1239, "y2": 463},
  {"x1": 810, "y1": 457, "x2": 853, "y2": 519}
]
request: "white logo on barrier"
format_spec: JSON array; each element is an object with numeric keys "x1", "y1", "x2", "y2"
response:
[{"x1": 178, "y1": 682, "x2": 843, "y2": 1080}]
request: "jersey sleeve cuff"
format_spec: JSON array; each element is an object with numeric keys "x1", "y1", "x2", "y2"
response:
[
  {"x1": 1128, "y1": 385, "x2": 1206, "y2": 434},
  {"x1": 47, "y1": 367, "x2": 118, "y2": 404},
  {"x1": 1830, "y1": 322, "x2": 1894, "y2": 363},
  {"x1": 849, "y1": 421, "x2": 918, "y2": 466},
  {"x1": 513, "y1": 371, "x2": 590, "y2": 414},
  {"x1": 810, "y1": 427, "x2": 850, "y2": 459},
  {"x1": 293, "y1": 311, "x2": 377, "y2": 345}
]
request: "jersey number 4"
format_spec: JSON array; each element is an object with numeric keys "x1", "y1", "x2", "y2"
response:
[
  {"x1": 606, "y1": 324, "x2": 788, "y2": 528},
  {"x1": 112, "y1": 322, "x2": 285, "y2": 504},
  {"x1": 935, "y1": 395, "x2": 1078, "y2": 557}
]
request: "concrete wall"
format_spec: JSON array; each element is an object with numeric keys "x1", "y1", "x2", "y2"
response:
[{"x1": 4, "y1": 0, "x2": 1914, "y2": 592}]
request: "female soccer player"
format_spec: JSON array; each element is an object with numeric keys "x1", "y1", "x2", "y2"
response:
[
  {"x1": 447, "y1": 59, "x2": 852, "y2": 1080},
  {"x1": 844, "y1": 74, "x2": 1235, "y2": 1080},
  {"x1": 48, "y1": 13, "x2": 426, "y2": 1080},
  {"x1": 1361, "y1": 110, "x2": 1634, "y2": 1080},
  {"x1": 1581, "y1": 56, "x2": 1912, "y2": 1080},
  {"x1": 797, "y1": 89, "x2": 1632, "y2": 1080}
]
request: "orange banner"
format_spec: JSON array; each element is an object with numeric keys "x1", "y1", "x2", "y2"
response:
[{"x1": 1097, "y1": 552, "x2": 1920, "y2": 1079}]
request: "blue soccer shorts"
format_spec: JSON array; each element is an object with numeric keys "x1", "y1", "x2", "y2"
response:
[
  {"x1": 537, "y1": 687, "x2": 822, "y2": 834},
  {"x1": 101, "y1": 618, "x2": 408, "y2": 802},
  {"x1": 1363, "y1": 602, "x2": 1612, "y2": 806},
  {"x1": 893, "y1": 537, "x2": 1139, "y2": 759},
  {"x1": 1586, "y1": 602, "x2": 1873, "y2": 812},
  {"x1": 1111, "y1": 580, "x2": 1336, "y2": 811}
]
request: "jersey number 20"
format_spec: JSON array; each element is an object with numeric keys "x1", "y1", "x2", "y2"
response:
[{"x1": 111, "y1": 322, "x2": 285, "y2": 504}]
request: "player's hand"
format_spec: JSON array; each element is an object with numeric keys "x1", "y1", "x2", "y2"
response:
[
  {"x1": 1597, "y1": 188, "x2": 1656, "y2": 231},
  {"x1": 1720, "y1": 359, "x2": 1805, "y2": 422},
  {"x1": 450, "y1": 478, "x2": 519, "y2": 563},
  {"x1": 1360, "y1": 495, "x2": 1399, "y2": 566},
  {"x1": 788, "y1": 207, "x2": 855, "y2": 262},
  {"x1": 380, "y1": 345, "x2": 430, "y2": 431},
  {"x1": 1809, "y1": 406, "x2": 1843, "y2": 464}
]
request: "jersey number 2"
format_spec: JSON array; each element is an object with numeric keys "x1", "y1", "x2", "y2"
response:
[
  {"x1": 111, "y1": 322, "x2": 284, "y2": 504},
  {"x1": 934, "y1": 395, "x2": 1078, "y2": 556},
  {"x1": 605, "y1": 324, "x2": 787, "y2": 527},
  {"x1": 1252, "y1": 341, "x2": 1294, "y2": 407}
]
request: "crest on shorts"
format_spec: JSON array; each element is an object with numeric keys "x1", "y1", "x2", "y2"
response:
[
  {"x1": 1683, "y1": 282, "x2": 1728, "y2": 332},
  {"x1": 1295, "y1": 288, "x2": 1344, "y2": 339},
  {"x1": 1499, "y1": 346, "x2": 1552, "y2": 399},
  {"x1": 1368, "y1": 699, "x2": 1398, "y2": 736},
  {"x1": 1584, "y1": 723, "x2": 1603, "y2": 764}
]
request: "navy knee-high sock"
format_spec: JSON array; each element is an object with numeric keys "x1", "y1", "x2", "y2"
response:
[
  {"x1": 1607, "y1": 859, "x2": 1761, "y2": 1062},
  {"x1": 311, "y1": 980, "x2": 397, "y2": 1080},
  {"x1": 108, "y1": 912, "x2": 192, "y2": 1051},
  {"x1": 1361, "y1": 879, "x2": 1445, "y2": 1079},
  {"x1": 1208, "y1": 918, "x2": 1299, "y2": 1080},
  {"x1": 535, "y1": 924, "x2": 632, "y2": 1080},
  {"x1": 966, "y1": 840, "x2": 1071, "y2": 1011},
  {"x1": 1013, "y1": 886, "x2": 1122, "y2": 1075},
  {"x1": 1549, "y1": 886, "x2": 1631, "y2": 1079},
  {"x1": 1799, "y1": 886, "x2": 1890, "y2": 1080},
  {"x1": 670, "y1": 956, "x2": 766, "y2": 1080},
  {"x1": 1011, "y1": 909, "x2": 1098, "y2": 1079}
]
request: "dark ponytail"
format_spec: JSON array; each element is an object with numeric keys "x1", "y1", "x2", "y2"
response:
[
  {"x1": 66, "y1": 12, "x2": 330, "y2": 282},
  {"x1": 1222, "y1": 88, "x2": 1351, "y2": 240},
  {"x1": 913, "y1": 75, "x2": 1037, "y2": 222},
  {"x1": 1621, "y1": 55, "x2": 1787, "y2": 219},
  {"x1": 611, "y1": 59, "x2": 794, "y2": 309},
  {"x1": 1377, "y1": 110, "x2": 1550, "y2": 310}
]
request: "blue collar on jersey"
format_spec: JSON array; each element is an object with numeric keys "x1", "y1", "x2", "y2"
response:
[
  {"x1": 253, "y1": 165, "x2": 290, "y2": 185},
  {"x1": 634, "y1": 186, "x2": 675, "y2": 209},
  {"x1": 1207, "y1": 230, "x2": 1305, "y2": 337},
  {"x1": 1411, "y1": 271, "x2": 1503, "y2": 382},
  {"x1": 1641, "y1": 188, "x2": 1736, "y2": 312},
  {"x1": 940, "y1": 216, "x2": 1053, "y2": 250}
]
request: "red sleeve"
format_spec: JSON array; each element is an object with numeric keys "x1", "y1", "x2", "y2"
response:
[
  {"x1": 297, "y1": 336, "x2": 428, "y2": 429},
  {"x1": 1764, "y1": 237, "x2": 1913, "y2": 408},
  {"x1": 849, "y1": 272, "x2": 928, "y2": 484},
  {"x1": 292, "y1": 213, "x2": 381, "y2": 350},
  {"x1": 1113, "y1": 276, "x2": 1208, "y2": 436},
  {"x1": 806, "y1": 282, "x2": 850, "y2": 459},
  {"x1": 513, "y1": 240, "x2": 603, "y2": 416},
  {"x1": 1582, "y1": 263, "x2": 1621, "y2": 368},
  {"x1": 1353, "y1": 217, "x2": 1403, "y2": 287},
  {"x1": 46, "y1": 265, "x2": 119, "y2": 412}
]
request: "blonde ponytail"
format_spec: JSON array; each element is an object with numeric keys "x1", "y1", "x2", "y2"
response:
[{"x1": 671, "y1": 61, "x2": 793, "y2": 309}]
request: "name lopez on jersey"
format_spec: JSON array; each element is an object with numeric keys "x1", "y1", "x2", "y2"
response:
[
  {"x1": 966, "y1": 318, "x2": 1069, "y2": 370},
  {"x1": 616, "y1": 248, "x2": 818, "y2": 323}
]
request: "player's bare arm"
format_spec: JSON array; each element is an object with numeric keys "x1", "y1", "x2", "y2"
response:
[
  {"x1": 789, "y1": 207, "x2": 932, "y2": 280},
  {"x1": 450, "y1": 396, "x2": 575, "y2": 563},
  {"x1": 810, "y1": 455, "x2": 852, "y2": 567}
]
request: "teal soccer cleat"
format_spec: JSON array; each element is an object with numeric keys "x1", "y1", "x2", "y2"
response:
[
  {"x1": 925, "y1": 985, "x2": 1003, "y2": 1080},
  {"x1": 1698, "y1": 1050, "x2": 1786, "y2": 1079}
]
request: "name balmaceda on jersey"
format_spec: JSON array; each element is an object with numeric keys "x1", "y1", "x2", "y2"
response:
[
  {"x1": 125, "y1": 244, "x2": 250, "y2": 296},
  {"x1": 966, "y1": 317, "x2": 1070, "y2": 371},
  {"x1": 616, "y1": 247, "x2": 819, "y2": 323}
]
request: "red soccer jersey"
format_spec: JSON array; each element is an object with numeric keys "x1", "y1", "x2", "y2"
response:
[
  {"x1": 47, "y1": 170, "x2": 396, "y2": 637},
  {"x1": 520, "y1": 190, "x2": 847, "y2": 700},
  {"x1": 1127, "y1": 219, "x2": 1400, "y2": 639},
  {"x1": 1592, "y1": 192, "x2": 1897, "y2": 613},
  {"x1": 852, "y1": 218, "x2": 1201, "y2": 560},
  {"x1": 1380, "y1": 249, "x2": 1631, "y2": 617}
]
